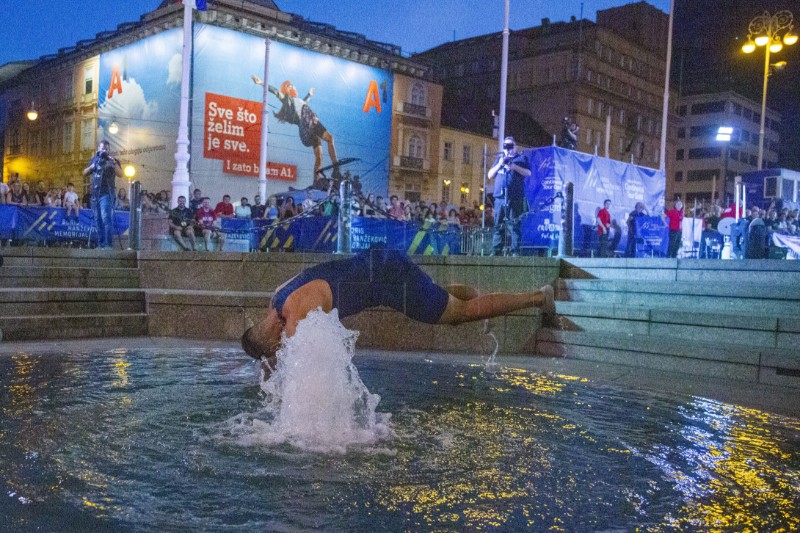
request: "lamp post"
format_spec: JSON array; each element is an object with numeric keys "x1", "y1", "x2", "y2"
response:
[{"x1": 741, "y1": 10, "x2": 797, "y2": 170}]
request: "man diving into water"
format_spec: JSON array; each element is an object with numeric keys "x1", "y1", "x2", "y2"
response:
[{"x1": 242, "y1": 250, "x2": 555, "y2": 376}]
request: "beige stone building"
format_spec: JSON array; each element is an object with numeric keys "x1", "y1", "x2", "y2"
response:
[{"x1": 388, "y1": 74, "x2": 442, "y2": 203}]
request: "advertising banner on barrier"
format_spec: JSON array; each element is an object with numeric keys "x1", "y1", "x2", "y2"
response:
[
  {"x1": 0, "y1": 206, "x2": 130, "y2": 244},
  {"x1": 634, "y1": 216, "x2": 668, "y2": 257},
  {"x1": 249, "y1": 215, "x2": 461, "y2": 255}
]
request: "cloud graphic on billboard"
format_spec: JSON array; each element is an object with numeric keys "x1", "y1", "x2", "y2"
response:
[
  {"x1": 100, "y1": 77, "x2": 159, "y2": 121},
  {"x1": 167, "y1": 54, "x2": 182, "y2": 86}
]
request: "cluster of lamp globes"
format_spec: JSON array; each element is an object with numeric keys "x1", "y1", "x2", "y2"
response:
[{"x1": 742, "y1": 26, "x2": 797, "y2": 54}]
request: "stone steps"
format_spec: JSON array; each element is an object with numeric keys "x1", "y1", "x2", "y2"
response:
[
  {"x1": 536, "y1": 258, "x2": 800, "y2": 388},
  {"x1": 0, "y1": 289, "x2": 146, "y2": 316},
  {"x1": 0, "y1": 248, "x2": 138, "y2": 269},
  {"x1": 0, "y1": 266, "x2": 141, "y2": 289},
  {"x1": 0, "y1": 313, "x2": 148, "y2": 341},
  {"x1": 535, "y1": 328, "x2": 799, "y2": 388},
  {"x1": 0, "y1": 249, "x2": 146, "y2": 342}
]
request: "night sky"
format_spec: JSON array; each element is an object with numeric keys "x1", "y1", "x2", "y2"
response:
[{"x1": 1, "y1": 0, "x2": 671, "y2": 66}]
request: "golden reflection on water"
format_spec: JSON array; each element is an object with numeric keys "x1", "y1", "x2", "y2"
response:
[
  {"x1": 374, "y1": 367, "x2": 587, "y2": 531},
  {"x1": 647, "y1": 399, "x2": 800, "y2": 532},
  {"x1": 371, "y1": 367, "x2": 800, "y2": 531}
]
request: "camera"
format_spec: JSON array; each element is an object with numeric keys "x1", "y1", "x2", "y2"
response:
[{"x1": 503, "y1": 156, "x2": 513, "y2": 165}]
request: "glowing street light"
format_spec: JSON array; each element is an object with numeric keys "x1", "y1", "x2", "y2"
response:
[
  {"x1": 740, "y1": 10, "x2": 796, "y2": 170},
  {"x1": 26, "y1": 102, "x2": 38, "y2": 121},
  {"x1": 108, "y1": 122, "x2": 119, "y2": 135},
  {"x1": 124, "y1": 164, "x2": 136, "y2": 179}
]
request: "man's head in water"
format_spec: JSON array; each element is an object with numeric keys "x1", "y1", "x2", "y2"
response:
[{"x1": 241, "y1": 309, "x2": 284, "y2": 374}]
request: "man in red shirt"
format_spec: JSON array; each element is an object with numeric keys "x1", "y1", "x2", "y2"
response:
[
  {"x1": 662, "y1": 199, "x2": 684, "y2": 258},
  {"x1": 596, "y1": 199, "x2": 612, "y2": 257},
  {"x1": 196, "y1": 197, "x2": 225, "y2": 251},
  {"x1": 215, "y1": 194, "x2": 234, "y2": 218}
]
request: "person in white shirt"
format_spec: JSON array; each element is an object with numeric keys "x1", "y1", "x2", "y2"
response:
[
  {"x1": 235, "y1": 197, "x2": 252, "y2": 219},
  {"x1": 63, "y1": 182, "x2": 80, "y2": 223}
]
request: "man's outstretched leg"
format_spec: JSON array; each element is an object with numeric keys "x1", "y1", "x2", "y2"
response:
[{"x1": 437, "y1": 285, "x2": 554, "y2": 325}]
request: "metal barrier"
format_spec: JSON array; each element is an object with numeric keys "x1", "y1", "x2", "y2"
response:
[{"x1": 459, "y1": 226, "x2": 493, "y2": 256}]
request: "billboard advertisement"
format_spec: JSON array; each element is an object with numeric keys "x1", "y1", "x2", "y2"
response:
[
  {"x1": 97, "y1": 24, "x2": 393, "y2": 203},
  {"x1": 191, "y1": 24, "x2": 393, "y2": 202},
  {"x1": 98, "y1": 29, "x2": 183, "y2": 192}
]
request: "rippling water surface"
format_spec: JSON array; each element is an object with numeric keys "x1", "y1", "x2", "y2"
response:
[{"x1": 1, "y1": 346, "x2": 799, "y2": 531}]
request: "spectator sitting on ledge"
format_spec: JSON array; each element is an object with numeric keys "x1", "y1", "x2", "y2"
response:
[
  {"x1": 215, "y1": 194, "x2": 235, "y2": 218},
  {"x1": 251, "y1": 195, "x2": 265, "y2": 219},
  {"x1": 168, "y1": 195, "x2": 196, "y2": 251},
  {"x1": 235, "y1": 197, "x2": 251, "y2": 219},
  {"x1": 196, "y1": 197, "x2": 224, "y2": 251}
]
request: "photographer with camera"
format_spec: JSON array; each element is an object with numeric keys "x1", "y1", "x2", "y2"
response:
[
  {"x1": 82, "y1": 140, "x2": 122, "y2": 248},
  {"x1": 559, "y1": 117, "x2": 578, "y2": 150},
  {"x1": 168, "y1": 195, "x2": 197, "y2": 251},
  {"x1": 488, "y1": 136, "x2": 531, "y2": 256}
]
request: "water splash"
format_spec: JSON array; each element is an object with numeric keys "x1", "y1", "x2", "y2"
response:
[
  {"x1": 483, "y1": 320, "x2": 501, "y2": 376},
  {"x1": 226, "y1": 308, "x2": 392, "y2": 453}
]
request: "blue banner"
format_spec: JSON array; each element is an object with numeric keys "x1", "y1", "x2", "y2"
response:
[
  {"x1": 519, "y1": 146, "x2": 665, "y2": 254},
  {"x1": 0, "y1": 206, "x2": 130, "y2": 244}
]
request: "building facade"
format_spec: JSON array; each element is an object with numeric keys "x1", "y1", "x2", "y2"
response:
[
  {"x1": 0, "y1": 0, "x2": 434, "y2": 204},
  {"x1": 437, "y1": 127, "x2": 500, "y2": 209},
  {"x1": 415, "y1": 2, "x2": 675, "y2": 173},
  {"x1": 670, "y1": 91, "x2": 781, "y2": 203},
  {"x1": 388, "y1": 74, "x2": 442, "y2": 203}
]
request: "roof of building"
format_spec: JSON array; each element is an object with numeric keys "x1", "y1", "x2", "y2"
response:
[{"x1": 0, "y1": 61, "x2": 36, "y2": 85}]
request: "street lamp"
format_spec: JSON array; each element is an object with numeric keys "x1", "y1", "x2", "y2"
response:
[
  {"x1": 26, "y1": 102, "x2": 38, "y2": 122},
  {"x1": 741, "y1": 10, "x2": 796, "y2": 170}
]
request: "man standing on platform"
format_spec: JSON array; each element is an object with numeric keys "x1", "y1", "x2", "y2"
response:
[
  {"x1": 662, "y1": 199, "x2": 684, "y2": 258},
  {"x1": 82, "y1": 140, "x2": 122, "y2": 248},
  {"x1": 488, "y1": 136, "x2": 530, "y2": 256},
  {"x1": 596, "y1": 199, "x2": 612, "y2": 257}
]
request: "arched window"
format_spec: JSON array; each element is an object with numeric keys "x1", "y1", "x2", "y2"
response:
[
  {"x1": 410, "y1": 83, "x2": 426, "y2": 106},
  {"x1": 408, "y1": 134, "x2": 423, "y2": 159}
]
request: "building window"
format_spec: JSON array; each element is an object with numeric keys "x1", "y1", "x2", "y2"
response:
[
  {"x1": 84, "y1": 66, "x2": 94, "y2": 95},
  {"x1": 81, "y1": 118, "x2": 95, "y2": 150},
  {"x1": 687, "y1": 169, "x2": 717, "y2": 182},
  {"x1": 619, "y1": 109, "x2": 625, "y2": 126},
  {"x1": 443, "y1": 141, "x2": 452, "y2": 161},
  {"x1": 677, "y1": 105, "x2": 687, "y2": 117},
  {"x1": 676, "y1": 149, "x2": 684, "y2": 161},
  {"x1": 675, "y1": 171, "x2": 683, "y2": 182},
  {"x1": 63, "y1": 73, "x2": 74, "y2": 101},
  {"x1": 62, "y1": 122, "x2": 74, "y2": 153},
  {"x1": 462, "y1": 145, "x2": 472, "y2": 165},
  {"x1": 688, "y1": 147, "x2": 722, "y2": 159},
  {"x1": 410, "y1": 82, "x2": 426, "y2": 106},
  {"x1": 586, "y1": 69, "x2": 594, "y2": 82},
  {"x1": 587, "y1": 98, "x2": 594, "y2": 115},
  {"x1": 29, "y1": 130, "x2": 40, "y2": 156},
  {"x1": 585, "y1": 128, "x2": 593, "y2": 145},
  {"x1": 690, "y1": 101, "x2": 725, "y2": 114},
  {"x1": 749, "y1": 155, "x2": 757, "y2": 166},
  {"x1": 441, "y1": 181, "x2": 451, "y2": 204},
  {"x1": 408, "y1": 135, "x2": 423, "y2": 159}
]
